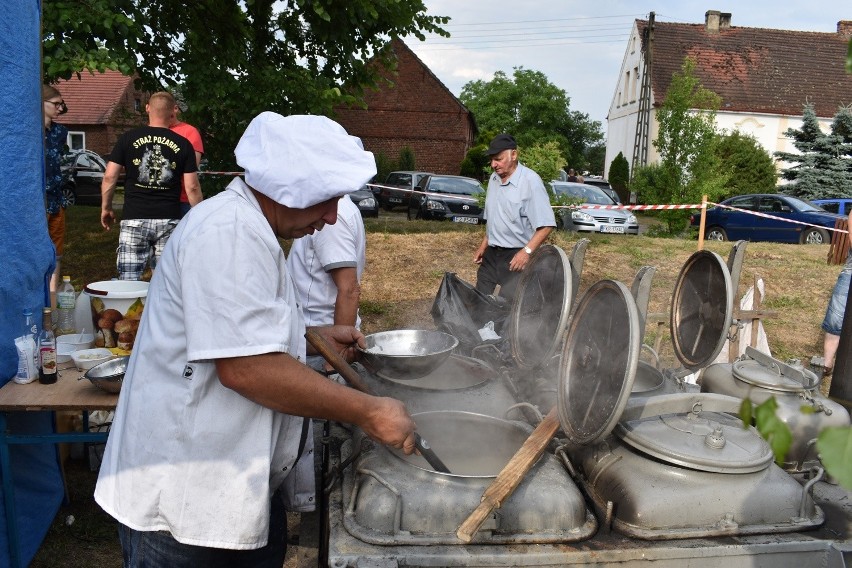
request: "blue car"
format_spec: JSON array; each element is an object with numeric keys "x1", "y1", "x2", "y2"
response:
[
  {"x1": 812, "y1": 198, "x2": 852, "y2": 217},
  {"x1": 691, "y1": 193, "x2": 844, "y2": 245}
]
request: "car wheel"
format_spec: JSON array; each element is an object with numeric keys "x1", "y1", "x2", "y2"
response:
[
  {"x1": 706, "y1": 226, "x2": 727, "y2": 241},
  {"x1": 801, "y1": 227, "x2": 828, "y2": 245},
  {"x1": 61, "y1": 184, "x2": 76, "y2": 206}
]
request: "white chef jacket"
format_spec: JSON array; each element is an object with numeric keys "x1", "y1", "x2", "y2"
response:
[
  {"x1": 95, "y1": 178, "x2": 308, "y2": 549},
  {"x1": 286, "y1": 196, "x2": 366, "y2": 328}
]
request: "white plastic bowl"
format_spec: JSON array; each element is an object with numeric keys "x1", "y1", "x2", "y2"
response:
[
  {"x1": 57, "y1": 332, "x2": 95, "y2": 351},
  {"x1": 71, "y1": 348, "x2": 114, "y2": 371}
]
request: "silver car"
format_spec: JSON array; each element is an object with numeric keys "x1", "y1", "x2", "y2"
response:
[{"x1": 551, "y1": 181, "x2": 638, "y2": 235}]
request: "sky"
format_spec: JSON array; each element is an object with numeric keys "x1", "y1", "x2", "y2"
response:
[{"x1": 403, "y1": 1, "x2": 851, "y2": 135}]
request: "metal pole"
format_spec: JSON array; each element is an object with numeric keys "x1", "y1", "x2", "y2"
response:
[{"x1": 828, "y1": 271, "x2": 852, "y2": 410}]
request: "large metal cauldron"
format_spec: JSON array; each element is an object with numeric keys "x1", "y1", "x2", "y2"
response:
[
  {"x1": 701, "y1": 346, "x2": 851, "y2": 472},
  {"x1": 339, "y1": 411, "x2": 595, "y2": 545}
]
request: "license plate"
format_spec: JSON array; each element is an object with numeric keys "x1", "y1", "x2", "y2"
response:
[
  {"x1": 389, "y1": 197, "x2": 402, "y2": 203},
  {"x1": 453, "y1": 216, "x2": 479, "y2": 224},
  {"x1": 601, "y1": 226, "x2": 625, "y2": 233}
]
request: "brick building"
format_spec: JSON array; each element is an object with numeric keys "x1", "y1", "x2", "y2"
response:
[
  {"x1": 54, "y1": 70, "x2": 147, "y2": 157},
  {"x1": 334, "y1": 39, "x2": 477, "y2": 175}
]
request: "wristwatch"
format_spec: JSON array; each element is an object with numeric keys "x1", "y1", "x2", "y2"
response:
[{"x1": 523, "y1": 246, "x2": 533, "y2": 255}]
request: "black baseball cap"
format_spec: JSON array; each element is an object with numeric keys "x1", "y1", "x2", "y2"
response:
[{"x1": 485, "y1": 133, "x2": 517, "y2": 156}]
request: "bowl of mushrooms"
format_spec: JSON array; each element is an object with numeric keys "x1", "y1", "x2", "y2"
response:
[{"x1": 84, "y1": 280, "x2": 148, "y2": 351}]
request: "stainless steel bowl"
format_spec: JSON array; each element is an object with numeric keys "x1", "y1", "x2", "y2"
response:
[
  {"x1": 82, "y1": 356, "x2": 128, "y2": 394},
  {"x1": 358, "y1": 330, "x2": 458, "y2": 381}
]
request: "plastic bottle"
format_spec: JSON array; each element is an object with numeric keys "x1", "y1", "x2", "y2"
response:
[
  {"x1": 24, "y1": 308, "x2": 39, "y2": 374},
  {"x1": 39, "y1": 308, "x2": 58, "y2": 385},
  {"x1": 14, "y1": 309, "x2": 39, "y2": 384},
  {"x1": 56, "y1": 275, "x2": 77, "y2": 336}
]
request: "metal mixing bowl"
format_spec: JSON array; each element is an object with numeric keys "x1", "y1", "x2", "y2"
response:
[
  {"x1": 82, "y1": 356, "x2": 128, "y2": 394},
  {"x1": 358, "y1": 330, "x2": 458, "y2": 381}
]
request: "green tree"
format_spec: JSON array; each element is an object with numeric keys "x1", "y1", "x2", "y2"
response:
[
  {"x1": 460, "y1": 144, "x2": 489, "y2": 181},
  {"x1": 713, "y1": 130, "x2": 778, "y2": 198},
  {"x1": 459, "y1": 67, "x2": 603, "y2": 171},
  {"x1": 398, "y1": 146, "x2": 416, "y2": 172},
  {"x1": 609, "y1": 152, "x2": 630, "y2": 192},
  {"x1": 776, "y1": 104, "x2": 852, "y2": 200},
  {"x1": 584, "y1": 143, "x2": 606, "y2": 176},
  {"x1": 42, "y1": 0, "x2": 448, "y2": 193},
  {"x1": 632, "y1": 58, "x2": 726, "y2": 234},
  {"x1": 520, "y1": 141, "x2": 564, "y2": 185},
  {"x1": 374, "y1": 151, "x2": 395, "y2": 184}
]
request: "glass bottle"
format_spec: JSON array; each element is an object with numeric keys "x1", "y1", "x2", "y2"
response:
[{"x1": 39, "y1": 308, "x2": 58, "y2": 385}]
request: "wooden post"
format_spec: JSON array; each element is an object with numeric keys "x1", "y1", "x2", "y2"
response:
[
  {"x1": 827, "y1": 218, "x2": 849, "y2": 266},
  {"x1": 697, "y1": 194, "x2": 708, "y2": 251},
  {"x1": 750, "y1": 275, "x2": 761, "y2": 349}
]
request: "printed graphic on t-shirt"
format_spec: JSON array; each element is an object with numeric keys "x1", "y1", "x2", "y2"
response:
[{"x1": 135, "y1": 144, "x2": 176, "y2": 188}]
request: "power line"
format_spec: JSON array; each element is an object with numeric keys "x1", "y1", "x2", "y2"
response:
[{"x1": 438, "y1": 13, "x2": 647, "y2": 27}]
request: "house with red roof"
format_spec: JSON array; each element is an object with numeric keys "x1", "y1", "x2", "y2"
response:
[
  {"x1": 54, "y1": 70, "x2": 148, "y2": 157},
  {"x1": 333, "y1": 39, "x2": 477, "y2": 175},
  {"x1": 605, "y1": 10, "x2": 852, "y2": 181}
]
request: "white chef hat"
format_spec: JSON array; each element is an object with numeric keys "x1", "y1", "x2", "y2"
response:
[{"x1": 234, "y1": 112, "x2": 376, "y2": 209}]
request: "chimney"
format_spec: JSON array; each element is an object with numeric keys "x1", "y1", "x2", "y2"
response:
[
  {"x1": 705, "y1": 11, "x2": 731, "y2": 34},
  {"x1": 839, "y1": 21, "x2": 852, "y2": 40}
]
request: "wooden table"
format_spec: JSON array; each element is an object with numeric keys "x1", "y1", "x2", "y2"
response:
[{"x1": 0, "y1": 362, "x2": 118, "y2": 568}]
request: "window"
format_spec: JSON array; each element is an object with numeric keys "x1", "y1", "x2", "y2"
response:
[
  {"x1": 67, "y1": 132, "x2": 85, "y2": 150},
  {"x1": 634, "y1": 67, "x2": 640, "y2": 101},
  {"x1": 625, "y1": 70, "x2": 631, "y2": 101},
  {"x1": 134, "y1": 98, "x2": 141, "y2": 112}
]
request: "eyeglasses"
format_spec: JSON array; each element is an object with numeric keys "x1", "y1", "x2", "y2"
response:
[{"x1": 45, "y1": 100, "x2": 68, "y2": 114}]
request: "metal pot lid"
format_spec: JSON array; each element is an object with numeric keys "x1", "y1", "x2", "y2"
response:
[
  {"x1": 731, "y1": 347, "x2": 818, "y2": 392},
  {"x1": 557, "y1": 280, "x2": 639, "y2": 446},
  {"x1": 616, "y1": 410, "x2": 773, "y2": 473},
  {"x1": 670, "y1": 250, "x2": 733, "y2": 371},
  {"x1": 509, "y1": 244, "x2": 573, "y2": 369}
]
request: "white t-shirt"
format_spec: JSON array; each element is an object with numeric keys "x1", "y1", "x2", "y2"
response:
[
  {"x1": 95, "y1": 178, "x2": 307, "y2": 550},
  {"x1": 286, "y1": 196, "x2": 366, "y2": 328}
]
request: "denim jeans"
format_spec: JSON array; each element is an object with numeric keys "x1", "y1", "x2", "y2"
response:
[
  {"x1": 822, "y1": 267, "x2": 851, "y2": 336},
  {"x1": 118, "y1": 490, "x2": 286, "y2": 568}
]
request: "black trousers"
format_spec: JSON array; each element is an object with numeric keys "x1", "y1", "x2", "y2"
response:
[{"x1": 476, "y1": 246, "x2": 522, "y2": 300}]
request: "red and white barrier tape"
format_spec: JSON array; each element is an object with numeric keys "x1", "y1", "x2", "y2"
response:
[{"x1": 553, "y1": 203, "x2": 704, "y2": 210}]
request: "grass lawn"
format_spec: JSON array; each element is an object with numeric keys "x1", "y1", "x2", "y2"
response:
[{"x1": 33, "y1": 201, "x2": 845, "y2": 567}]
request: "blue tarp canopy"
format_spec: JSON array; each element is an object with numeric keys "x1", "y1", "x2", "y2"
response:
[{"x1": 0, "y1": 1, "x2": 67, "y2": 566}]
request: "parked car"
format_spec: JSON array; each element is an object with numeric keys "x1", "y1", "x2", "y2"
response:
[
  {"x1": 347, "y1": 186, "x2": 379, "y2": 218},
  {"x1": 378, "y1": 170, "x2": 432, "y2": 211},
  {"x1": 691, "y1": 193, "x2": 844, "y2": 244},
  {"x1": 812, "y1": 198, "x2": 852, "y2": 217},
  {"x1": 60, "y1": 149, "x2": 109, "y2": 205},
  {"x1": 583, "y1": 177, "x2": 622, "y2": 205},
  {"x1": 407, "y1": 174, "x2": 484, "y2": 223},
  {"x1": 551, "y1": 181, "x2": 638, "y2": 235}
]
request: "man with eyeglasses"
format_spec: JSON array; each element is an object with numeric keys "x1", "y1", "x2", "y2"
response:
[
  {"x1": 42, "y1": 85, "x2": 69, "y2": 292},
  {"x1": 101, "y1": 91, "x2": 202, "y2": 280}
]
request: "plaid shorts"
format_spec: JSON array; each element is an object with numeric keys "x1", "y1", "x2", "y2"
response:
[{"x1": 117, "y1": 219, "x2": 178, "y2": 280}]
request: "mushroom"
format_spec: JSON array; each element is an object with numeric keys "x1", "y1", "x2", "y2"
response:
[
  {"x1": 117, "y1": 332, "x2": 135, "y2": 351},
  {"x1": 101, "y1": 309, "x2": 123, "y2": 324},
  {"x1": 97, "y1": 316, "x2": 116, "y2": 348},
  {"x1": 113, "y1": 319, "x2": 139, "y2": 334}
]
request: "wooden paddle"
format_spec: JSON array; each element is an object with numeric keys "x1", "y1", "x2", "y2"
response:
[{"x1": 456, "y1": 406, "x2": 560, "y2": 543}]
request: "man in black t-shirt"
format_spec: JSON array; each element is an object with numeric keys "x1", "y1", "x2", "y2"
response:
[{"x1": 101, "y1": 91, "x2": 202, "y2": 280}]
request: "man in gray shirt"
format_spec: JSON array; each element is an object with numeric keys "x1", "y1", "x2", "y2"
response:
[{"x1": 473, "y1": 134, "x2": 556, "y2": 299}]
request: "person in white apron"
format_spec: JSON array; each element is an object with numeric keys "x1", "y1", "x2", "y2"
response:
[{"x1": 95, "y1": 113, "x2": 417, "y2": 567}]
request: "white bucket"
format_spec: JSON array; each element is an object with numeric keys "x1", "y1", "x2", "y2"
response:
[{"x1": 83, "y1": 280, "x2": 149, "y2": 351}]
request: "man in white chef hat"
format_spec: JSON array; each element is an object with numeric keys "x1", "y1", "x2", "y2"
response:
[{"x1": 95, "y1": 112, "x2": 417, "y2": 566}]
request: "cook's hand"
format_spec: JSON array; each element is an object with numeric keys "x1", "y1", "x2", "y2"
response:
[
  {"x1": 509, "y1": 249, "x2": 531, "y2": 272},
  {"x1": 361, "y1": 397, "x2": 417, "y2": 454},
  {"x1": 310, "y1": 325, "x2": 365, "y2": 362}
]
